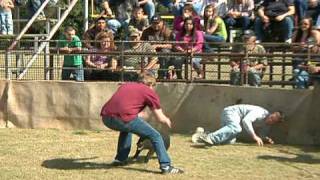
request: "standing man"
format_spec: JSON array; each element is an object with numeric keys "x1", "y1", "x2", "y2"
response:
[
  {"x1": 100, "y1": 73, "x2": 184, "y2": 174},
  {"x1": 141, "y1": 15, "x2": 174, "y2": 79},
  {"x1": 58, "y1": 26, "x2": 84, "y2": 81},
  {"x1": 192, "y1": 104, "x2": 284, "y2": 146}
]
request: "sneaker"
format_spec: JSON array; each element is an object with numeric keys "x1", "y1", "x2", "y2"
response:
[
  {"x1": 111, "y1": 159, "x2": 127, "y2": 166},
  {"x1": 191, "y1": 127, "x2": 205, "y2": 143},
  {"x1": 161, "y1": 166, "x2": 184, "y2": 174},
  {"x1": 199, "y1": 133, "x2": 214, "y2": 145}
]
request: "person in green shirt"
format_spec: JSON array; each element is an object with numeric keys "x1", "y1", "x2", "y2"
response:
[{"x1": 59, "y1": 26, "x2": 84, "y2": 81}]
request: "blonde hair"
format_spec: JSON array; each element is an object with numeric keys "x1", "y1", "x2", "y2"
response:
[
  {"x1": 138, "y1": 72, "x2": 156, "y2": 86},
  {"x1": 95, "y1": 31, "x2": 116, "y2": 50}
]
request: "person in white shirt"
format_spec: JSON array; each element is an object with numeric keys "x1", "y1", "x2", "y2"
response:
[{"x1": 192, "y1": 104, "x2": 284, "y2": 146}]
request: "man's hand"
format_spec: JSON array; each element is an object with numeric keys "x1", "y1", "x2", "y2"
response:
[
  {"x1": 265, "y1": 137, "x2": 274, "y2": 144},
  {"x1": 262, "y1": 15, "x2": 270, "y2": 23},
  {"x1": 253, "y1": 135, "x2": 264, "y2": 146},
  {"x1": 275, "y1": 14, "x2": 285, "y2": 22}
]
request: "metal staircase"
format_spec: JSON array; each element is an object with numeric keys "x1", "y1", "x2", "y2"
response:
[{"x1": 5, "y1": 0, "x2": 79, "y2": 80}]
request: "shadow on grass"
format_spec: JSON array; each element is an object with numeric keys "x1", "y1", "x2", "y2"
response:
[
  {"x1": 258, "y1": 153, "x2": 320, "y2": 164},
  {"x1": 41, "y1": 157, "x2": 160, "y2": 174}
]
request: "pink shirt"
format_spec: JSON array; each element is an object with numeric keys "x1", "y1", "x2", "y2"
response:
[
  {"x1": 100, "y1": 83, "x2": 161, "y2": 122},
  {"x1": 175, "y1": 30, "x2": 204, "y2": 52}
]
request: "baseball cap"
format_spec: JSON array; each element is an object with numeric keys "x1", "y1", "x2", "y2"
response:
[
  {"x1": 243, "y1": 30, "x2": 256, "y2": 39},
  {"x1": 151, "y1": 15, "x2": 162, "y2": 23}
]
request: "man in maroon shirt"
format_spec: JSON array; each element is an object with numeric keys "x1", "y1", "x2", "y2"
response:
[{"x1": 100, "y1": 73, "x2": 183, "y2": 174}]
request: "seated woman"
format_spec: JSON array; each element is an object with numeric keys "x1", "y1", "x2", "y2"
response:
[
  {"x1": 85, "y1": 31, "x2": 118, "y2": 81},
  {"x1": 173, "y1": 3, "x2": 201, "y2": 34},
  {"x1": 202, "y1": 4, "x2": 227, "y2": 52},
  {"x1": 291, "y1": 17, "x2": 320, "y2": 89},
  {"x1": 175, "y1": 17, "x2": 204, "y2": 79}
]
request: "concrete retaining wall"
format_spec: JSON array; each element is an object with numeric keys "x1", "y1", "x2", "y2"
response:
[{"x1": 0, "y1": 80, "x2": 319, "y2": 145}]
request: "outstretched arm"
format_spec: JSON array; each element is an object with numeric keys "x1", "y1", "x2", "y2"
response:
[{"x1": 152, "y1": 109, "x2": 172, "y2": 128}]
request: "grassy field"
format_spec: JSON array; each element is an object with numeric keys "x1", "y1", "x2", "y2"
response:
[{"x1": 0, "y1": 128, "x2": 319, "y2": 180}]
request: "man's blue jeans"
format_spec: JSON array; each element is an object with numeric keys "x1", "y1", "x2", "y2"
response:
[
  {"x1": 224, "y1": 16, "x2": 251, "y2": 31},
  {"x1": 142, "y1": 0, "x2": 155, "y2": 20},
  {"x1": 207, "y1": 109, "x2": 242, "y2": 144},
  {"x1": 293, "y1": 68, "x2": 309, "y2": 89},
  {"x1": 254, "y1": 16, "x2": 294, "y2": 42},
  {"x1": 102, "y1": 115, "x2": 171, "y2": 168}
]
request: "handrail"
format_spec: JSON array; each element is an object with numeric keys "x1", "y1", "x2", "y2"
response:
[
  {"x1": 7, "y1": 0, "x2": 51, "y2": 50},
  {"x1": 17, "y1": 0, "x2": 80, "y2": 80}
]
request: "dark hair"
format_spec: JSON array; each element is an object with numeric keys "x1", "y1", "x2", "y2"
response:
[
  {"x1": 294, "y1": 17, "x2": 313, "y2": 43},
  {"x1": 182, "y1": 17, "x2": 197, "y2": 41},
  {"x1": 96, "y1": 16, "x2": 106, "y2": 23},
  {"x1": 64, "y1": 26, "x2": 75, "y2": 32}
]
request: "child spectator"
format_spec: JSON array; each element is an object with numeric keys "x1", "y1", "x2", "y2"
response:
[
  {"x1": 202, "y1": 4, "x2": 227, "y2": 52},
  {"x1": 100, "y1": 0, "x2": 122, "y2": 35},
  {"x1": 59, "y1": 26, "x2": 84, "y2": 81},
  {"x1": 138, "y1": 0, "x2": 155, "y2": 20},
  {"x1": 100, "y1": 0, "x2": 113, "y2": 18},
  {"x1": 175, "y1": 17, "x2": 204, "y2": 79},
  {"x1": 173, "y1": 4, "x2": 201, "y2": 34},
  {"x1": 229, "y1": 30, "x2": 267, "y2": 86},
  {"x1": 128, "y1": 7, "x2": 149, "y2": 32},
  {"x1": 0, "y1": 0, "x2": 14, "y2": 35}
]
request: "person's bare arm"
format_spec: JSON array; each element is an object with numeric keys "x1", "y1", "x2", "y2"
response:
[{"x1": 152, "y1": 109, "x2": 172, "y2": 128}]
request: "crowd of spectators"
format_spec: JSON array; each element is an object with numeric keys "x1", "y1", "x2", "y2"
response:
[{"x1": 2, "y1": 0, "x2": 320, "y2": 88}]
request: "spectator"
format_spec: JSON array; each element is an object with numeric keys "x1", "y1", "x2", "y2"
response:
[
  {"x1": 100, "y1": 0, "x2": 121, "y2": 35},
  {"x1": 100, "y1": 72, "x2": 184, "y2": 174},
  {"x1": 138, "y1": 0, "x2": 155, "y2": 20},
  {"x1": 202, "y1": 4, "x2": 227, "y2": 52},
  {"x1": 230, "y1": 30, "x2": 267, "y2": 86},
  {"x1": 224, "y1": 0, "x2": 254, "y2": 32},
  {"x1": 173, "y1": 3, "x2": 201, "y2": 34},
  {"x1": 192, "y1": 104, "x2": 285, "y2": 146},
  {"x1": 172, "y1": 0, "x2": 205, "y2": 17},
  {"x1": 85, "y1": 32, "x2": 118, "y2": 81},
  {"x1": 121, "y1": 28, "x2": 159, "y2": 81},
  {"x1": 58, "y1": 26, "x2": 84, "y2": 81},
  {"x1": 0, "y1": 0, "x2": 14, "y2": 35},
  {"x1": 83, "y1": 16, "x2": 113, "y2": 49},
  {"x1": 295, "y1": 0, "x2": 320, "y2": 25},
  {"x1": 175, "y1": 17, "x2": 204, "y2": 79},
  {"x1": 141, "y1": 15, "x2": 175, "y2": 79},
  {"x1": 27, "y1": 0, "x2": 46, "y2": 20},
  {"x1": 254, "y1": 0, "x2": 295, "y2": 43},
  {"x1": 128, "y1": 7, "x2": 149, "y2": 32},
  {"x1": 202, "y1": 0, "x2": 228, "y2": 17},
  {"x1": 291, "y1": 17, "x2": 320, "y2": 89},
  {"x1": 108, "y1": 0, "x2": 139, "y2": 34}
]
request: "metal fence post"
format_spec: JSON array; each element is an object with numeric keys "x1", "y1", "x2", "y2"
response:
[{"x1": 5, "y1": 50, "x2": 11, "y2": 80}]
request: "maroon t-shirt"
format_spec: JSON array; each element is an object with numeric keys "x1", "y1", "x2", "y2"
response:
[{"x1": 100, "y1": 83, "x2": 161, "y2": 122}]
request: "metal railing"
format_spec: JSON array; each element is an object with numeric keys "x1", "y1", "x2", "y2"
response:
[{"x1": 1, "y1": 39, "x2": 320, "y2": 88}]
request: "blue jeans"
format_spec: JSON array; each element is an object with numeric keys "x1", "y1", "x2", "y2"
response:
[
  {"x1": 204, "y1": 33, "x2": 225, "y2": 52},
  {"x1": 0, "y1": 10, "x2": 13, "y2": 35},
  {"x1": 207, "y1": 108, "x2": 242, "y2": 144},
  {"x1": 224, "y1": 16, "x2": 251, "y2": 31},
  {"x1": 107, "y1": 19, "x2": 122, "y2": 34},
  {"x1": 62, "y1": 64, "x2": 84, "y2": 81},
  {"x1": 142, "y1": 0, "x2": 155, "y2": 20},
  {"x1": 102, "y1": 116, "x2": 171, "y2": 168},
  {"x1": 294, "y1": 0, "x2": 308, "y2": 23},
  {"x1": 28, "y1": 0, "x2": 45, "y2": 17},
  {"x1": 254, "y1": 16, "x2": 294, "y2": 42},
  {"x1": 293, "y1": 68, "x2": 309, "y2": 89}
]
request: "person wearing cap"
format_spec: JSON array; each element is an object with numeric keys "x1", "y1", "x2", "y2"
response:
[
  {"x1": 192, "y1": 104, "x2": 285, "y2": 146},
  {"x1": 121, "y1": 28, "x2": 159, "y2": 81},
  {"x1": 83, "y1": 16, "x2": 113, "y2": 49},
  {"x1": 141, "y1": 15, "x2": 175, "y2": 79},
  {"x1": 229, "y1": 30, "x2": 267, "y2": 86}
]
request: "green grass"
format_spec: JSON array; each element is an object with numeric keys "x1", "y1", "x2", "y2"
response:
[{"x1": 0, "y1": 128, "x2": 320, "y2": 179}]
